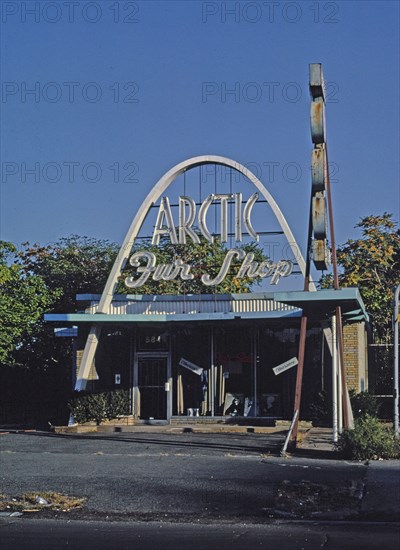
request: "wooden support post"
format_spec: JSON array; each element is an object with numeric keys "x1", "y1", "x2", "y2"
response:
[
  {"x1": 289, "y1": 188, "x2": 314, "y2": 449},
  {"x1": 290, "y1": 315, "x2": 308, "y2": 446}
]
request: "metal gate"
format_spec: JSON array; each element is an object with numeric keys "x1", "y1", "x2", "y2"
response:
[
  {"x1": 368, "y1": 344, "x2": 394, "y2": 419},
  {"x1": 137, "y1": 357, "x2": 168, "y2": 420}
]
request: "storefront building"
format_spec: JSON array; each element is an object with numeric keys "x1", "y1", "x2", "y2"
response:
[
  {"x1": 46, "y1": 288, "x2": 368, "y2": 423},
  {"x1": 45, "y1": 67, "x2": 371, "y2": 427},
  {"x1": 45, "y1": 115, "x2": 369, "y2": 424}
]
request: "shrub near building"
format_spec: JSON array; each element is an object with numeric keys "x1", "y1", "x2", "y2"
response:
[{"x1": 337, "y1": 415, "x2": 400, "y2": 460}]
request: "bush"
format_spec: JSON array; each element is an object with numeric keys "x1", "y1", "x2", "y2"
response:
[
  {"x1": 69, "y1": 390, "x2": 130, "y2": 425},
  {"x1": 109, "y1": 389, "x2": 130, "y2": 418},
  {"x1": 336, "y1": 414, "x2": 400, "y2": 460},
  {"x1": 349, "y1": 390, "x2": 381, "y2": 419},
  {"x1": 68, "y1": 394, "x2": 90, "y2": 424},
  {"x1": 308, "y1": 390, "x2": 330, "y2": 423},
  {"x1": 87, "y1": 393, "x2": 109, "y2": 425}
]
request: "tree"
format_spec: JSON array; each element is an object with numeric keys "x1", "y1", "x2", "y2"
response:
[
  {"x1": 0, "y1": 235, "x2": 120, "y2": 372},
  {"x1": 0, "y1": 241, "x2": 59, "y2": 366},
  {"x1": 322, "y1": 213, "x2": 400, "y2": 343},
  {"x1": 1, "y1": 237, "x2": 120, "y2": 425},
  {"x1": 17, "y1": 235, "x2": 119, "y2": 313}
]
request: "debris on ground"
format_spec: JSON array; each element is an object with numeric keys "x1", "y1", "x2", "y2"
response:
[
  {"x1": 272, "y1": 479, "x2": 364, "y2": 518},
  {"x1": 0, "y1": 492, "x2": 86, "y2": 514}
]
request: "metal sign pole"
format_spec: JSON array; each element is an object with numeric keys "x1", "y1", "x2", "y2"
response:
[
  {"x1": 337, "y1": 337, "x2": 343, "y2": 434},
  {"x1": 394, "y1": 285, "x2": 400, "y2": 436},
  {"x1": 324, "y1": 139, "x2": 354, "y2": 429},
  {"x1": 308, "y1": 63, "x2": 354, "y2": 434},
  {"x1": 332, "y1": 315, "x2": 338, "y2": 442}
]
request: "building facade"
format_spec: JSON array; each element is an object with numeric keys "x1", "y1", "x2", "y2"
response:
[{"x1": 46, "y1": 289, "x2": 368, "y2": 423}]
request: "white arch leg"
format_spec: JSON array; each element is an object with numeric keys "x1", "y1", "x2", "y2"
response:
[{"x1": 75, "y1": 326, "x2": 101, "y2": 391}]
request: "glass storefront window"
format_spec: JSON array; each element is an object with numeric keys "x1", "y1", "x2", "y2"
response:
[
  {"x1": 172, "y1": 326, "x2": 210, "y2": 416},
  {"x1": 172, "y1": 325, "x2": 254, "y2": 417},
  {"x1": 215, "y1": 325, "x2": 254, "y2": 417},
  {"x1": 147, "y1": 322, "x2": 324, "y2": 420}
]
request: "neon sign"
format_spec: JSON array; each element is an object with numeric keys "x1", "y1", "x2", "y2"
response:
[
  {"x1": 152, "y1": 192, "x2": 259, "y2": 245},
  {"x1": 76, "y1": 155, "x2": 307, "y2": 390},
  {"x1": 125, "y1": 192, "x2": 294, "y2": 288}
]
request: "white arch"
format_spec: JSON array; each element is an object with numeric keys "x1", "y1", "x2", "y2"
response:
[{"x1": 76, "y1": 155, "x2": 307, "y2": 390}]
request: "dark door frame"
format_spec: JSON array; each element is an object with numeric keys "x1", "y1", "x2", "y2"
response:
[{"x1": 133, "y1": 351, "x2": 172, "y2": 422}]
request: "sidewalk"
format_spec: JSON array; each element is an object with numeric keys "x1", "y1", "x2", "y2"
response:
[
  {"x1": 361, "y1": 460, "x2": 400, "y2": 520},
  {"x1": 298, "y1": 427, "x2": 400, "y2": 521},
  {"x1": 52, "y1": 419, "x2": 313, "y2": 436},
  {"x1": 0, "y1": 424, "x2": 343, "y2": 456},
  {"x1": 53, "y1": 421, "x2": 337, "y2": 460},
  {"x1": 296, "y1": 426, "x2": 337, "y2": 458}
]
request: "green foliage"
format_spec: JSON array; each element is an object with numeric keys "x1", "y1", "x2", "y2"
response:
[
  {"x1": 1, "y1": 235, "x2": 120, "y2": 372},
  {"x1": 349, "y1": 390, "x2": 381, "y2": 419},
  {"x1": 119, "y1": 235, "x2": 267, "y2": 295},
  {"x1": 336, "y1": 414, "x2": 400, "y2": 460},
  {"x1": 86, "y1": 393, "x2": 109, "y2": 425},
  {"x1": 68, "y1": 394, "x2": 90, "y2": 424},
  {"x1": 16, "y1": 235, "x2": 119, "y2": 313},
  {"x1": 308, "y1": 390, "x2": 330, "y2": 423},
  {"x1": 321, "y1": 214, "x2": 400, "y2": 343},
  {"x1": 109, "y1": 389, "x2": 131, "y2": 417},
  {"x1": 68, "y1": 390, "x2": 130, "y2": 425},
  {"x1": 0, "y1": 241, "x2": 60, "y2": 365}
]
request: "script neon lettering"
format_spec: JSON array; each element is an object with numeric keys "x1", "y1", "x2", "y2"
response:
[{"x1": 125, "y1": 250, "x2": 293, "y2": 288}]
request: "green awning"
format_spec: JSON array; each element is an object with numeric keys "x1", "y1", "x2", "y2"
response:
[{"x1": 273, "y1": 288, "x2": 369, "y2": 322}]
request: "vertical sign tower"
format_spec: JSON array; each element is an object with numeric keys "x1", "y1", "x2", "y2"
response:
[
  {"x1": 288, "y1": 64, "x2": 353, "y2": 450},
  {"x1": 309, "y1": 64, "x2": 330, "y2": 269}
]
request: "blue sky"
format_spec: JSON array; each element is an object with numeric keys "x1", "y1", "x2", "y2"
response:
[{"x1": 1, "y1": 0, "x2": 399, "y2": 286}]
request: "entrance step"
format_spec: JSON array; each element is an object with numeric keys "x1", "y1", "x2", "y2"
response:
[{"x1": 170, "y1": 416, "x2": 277, "y2": 427}]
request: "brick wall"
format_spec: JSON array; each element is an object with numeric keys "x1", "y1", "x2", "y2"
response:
[{"x1": 343, "y1": 323, "x2": 368, "y2": 392}]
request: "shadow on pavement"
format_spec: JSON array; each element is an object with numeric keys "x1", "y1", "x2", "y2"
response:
[
  {"x1": 2, "y1": 429, "x2": 286, "y2": 455},
  {"x1": 293, "y1": 447, "x2": 341, "y2": 460}
]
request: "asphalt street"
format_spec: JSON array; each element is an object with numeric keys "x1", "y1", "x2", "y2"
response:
[
  {"x1": 1, "y1": 430, "x2": 399, "y2": 550},
  {"x1": 1, "y1": 517, "x2": 399, "y2": 550},
  {"x1": 0, "y1": 430, "x2": 368, "y2": 520}
]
